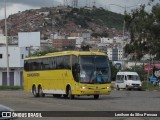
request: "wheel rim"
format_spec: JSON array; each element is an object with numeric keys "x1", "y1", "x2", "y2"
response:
[
  {"x1": 39, "y1": 87, "x2": 42, "y2": 96},
  {"x1": 69, "y1": 89, "x2": 72, "y2": 99},
  {"x1": 68, "y1": 87, "x2": 74, "y2": 99},
  {"x1": 117, "y1": 85, "x2": 119, "y2": 90},
  {"x1": 94, "y1": 95, "x2": 99, "y2": 99},
  {"x1": 33, "y1": 86, "x2": 37, "y2": 96}
]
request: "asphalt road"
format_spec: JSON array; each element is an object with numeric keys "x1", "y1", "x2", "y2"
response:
[{"x1": 0, "y1": 90, "x2": 160, "y2": 120}]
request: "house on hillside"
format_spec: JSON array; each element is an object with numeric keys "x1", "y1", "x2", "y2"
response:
[{"x1": 52, "y1": 39, "x2": 76, "y2": 50}]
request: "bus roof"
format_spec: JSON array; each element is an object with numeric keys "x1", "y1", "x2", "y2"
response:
[
  {"x1": 117, "y1": 71, "x2": 139, "y2": 76},
  {"x1": 25, "y1": 51, "x2": 107, "y2": 60}
]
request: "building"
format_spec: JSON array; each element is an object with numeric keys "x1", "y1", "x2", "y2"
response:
[
  {"x1": 0, "y1": 45, "x2": 29, "y2": 86},
  {"x1": 52, "y1": 39, "x2": 76, "y2": 50},
  {"x1": 0, "y1": 34, "x2": 6, "y2": 45},
  {"x1": 68, "y1": 37, "x2": 83, "y2": 48},
  {"x1": 101, "y1": 37, "x2": 114, "y2": 44},
  {"x1": 0, "y1": 32, "x2": 40, "y2": 86}
]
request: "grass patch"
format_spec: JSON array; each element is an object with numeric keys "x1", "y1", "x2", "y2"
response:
[
  {"x1": 142, "y1": 81, "x2": 160, "y2": 91},
  {"x1": 0, "y1": 86, "x2": 23, "y2": 90}
]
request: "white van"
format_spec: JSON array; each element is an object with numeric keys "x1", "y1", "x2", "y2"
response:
[{"x1": 115, "y1": 71, "x2": 142, "y2": 90}]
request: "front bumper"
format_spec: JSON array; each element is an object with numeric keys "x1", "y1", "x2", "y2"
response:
[
  {"x1": 73, "y1": 87, "x2": 111, "y2": 95},
  {"x1": 127, "y1": 85, "x2": 141, "y2": 89}
]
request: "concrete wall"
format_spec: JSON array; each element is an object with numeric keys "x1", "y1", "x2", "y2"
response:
[
  {"x1": 0, "y1": 46, "x2": 28, "y2": 68},
  {"x1": 101, "y1": 37, "x2": 113, "y2": 44},
  {"x1": 0, "y1": 35, "x2": 6, "y2": 44},
  {"x1": 0, "y1": 70, "x2": 23, "y2": 86}
]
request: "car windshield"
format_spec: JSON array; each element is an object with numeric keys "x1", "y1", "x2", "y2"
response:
[
  {"x1": 127, "y1": 75, "x2": 140, "y2": 81},
  {"x1": 79, "y1": 55, "x2": 111, "y2": 84}
]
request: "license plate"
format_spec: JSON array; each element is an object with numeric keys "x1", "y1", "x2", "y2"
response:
[{"x1": 94, "y1": 91, "x2": 99, "y2": 94}]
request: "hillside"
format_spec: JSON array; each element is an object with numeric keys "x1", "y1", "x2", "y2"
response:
[{"x1": 0, "y1": 6, "x2": 124, "y2": 39}]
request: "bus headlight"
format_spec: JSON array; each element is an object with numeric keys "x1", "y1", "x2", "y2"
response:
[
  {"x1": 107, "y1": 86, "x2": 110, "y2": 89},
  {"x1": 81, "y1": 86, "x2": 86, "y2": 89}
]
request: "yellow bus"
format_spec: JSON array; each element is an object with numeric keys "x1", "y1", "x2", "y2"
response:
[{"x1": 23, "y1": 51, "x2": 111, "y2": 99}]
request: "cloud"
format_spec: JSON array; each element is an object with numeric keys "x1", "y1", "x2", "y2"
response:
[
  {"x1": 0, "y1": 0, "x2": 62, "y2": 20},
  {"x1": 0, "y1": 3, "x2": 40, "y2": 20},
  {"x1": 0, "y1": 0, "x2": 61, "y2": 8},
  {"x1": 0, "y1": 0, "x2": 159, "y2": 20}
]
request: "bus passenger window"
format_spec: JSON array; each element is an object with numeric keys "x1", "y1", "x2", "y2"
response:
[
  {"x1": 41, "y1": 62, "x2": 45, "y2": 70},
  {"x1": 24, "y1": 61, "x2": 29, "y2": 71}
]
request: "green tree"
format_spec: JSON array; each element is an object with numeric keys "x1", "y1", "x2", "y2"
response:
[
  {"x1": 124, "y1": 3, "x2": 160, "y2": 60},
  {"x1": 124, "y1": 65, "x2": 146, "y2": 81},
  {"x1": 31, "y1": 47, "x2": 59, "y2": 56}
]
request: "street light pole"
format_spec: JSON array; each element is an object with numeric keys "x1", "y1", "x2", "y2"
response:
[
  {"x1": 109, "y1": 4, "x2": 126, "y2": 70},
  {"x1": 4, "y1": 0, "x2": 10, "y2": 86},
  {"x1": 109, "y1": 4, "x2": 140, "y2": 70},
  {"x1": 122, "y1": 16, "x2": 125, "y2": 70}
]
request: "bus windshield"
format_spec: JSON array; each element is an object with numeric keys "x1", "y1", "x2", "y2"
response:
[{"x1": 79, "y1": 55, "x2": 111, "y2": 84}]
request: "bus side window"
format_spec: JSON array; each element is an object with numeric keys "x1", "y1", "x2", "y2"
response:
[
  {"x1": 50, "y1": 57, "x2": 56, "y2": 70},
  {"x1": 29, "y1": 60, "x2": 33, "y2": 71},
  {"x1": 41, "y1": 59, "x2": 45, "y2": 70},
  {"x1": 63, "y1": 55, "x2": 71, "y2": 69},
  {"x1": 24, "y1": 61, "x2": 29, "y2": 71}
]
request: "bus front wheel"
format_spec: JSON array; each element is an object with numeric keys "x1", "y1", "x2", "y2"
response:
[
  {"x1": 94, "y1": 95, "x2": 99, "y2": 99},
  {"x1": 68, "y1": 87, "x2": 74, "y2": 99},
  {"x1": 32, "y1": 86, "x2": 39, "y2": 97},
  {"x1": 53, "y1": 94, "x2": 61, "y2": 97}
]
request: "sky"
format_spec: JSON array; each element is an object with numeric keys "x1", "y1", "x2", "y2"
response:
[{"x1": 0, "y1": 0, "x2": 159, "y2": 20}]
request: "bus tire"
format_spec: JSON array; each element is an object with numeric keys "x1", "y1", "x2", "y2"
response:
[
  {"x1": 32, "y1": 85, "x2": 39, "y2": 97},
  {"x1": 68, "y1": 87, "x2": 74, "y2": 99},
  {"x1": 53, "y1": 94, "x2": 61, "y2": 97},
  {"x1": 116, "y1": 85, "x2": 120, "y2": 90},
  {"x1": 94, "y1": 95, "x2": 99, "y2": 99},
  {"x1": 63, "y1": 94, "x2": 68, "y2": 98},
  {"x1": 38, "y1": 86, "x2": 45, "y2": 97}
]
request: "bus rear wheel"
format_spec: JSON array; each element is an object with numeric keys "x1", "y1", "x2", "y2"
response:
[
  {"x1": 117, "y1": 85, "x2": 120, "y2": 90},
  {"x1": 53, "y1": 94, "x2": 61, "y2": 97},
  {"x1": 38, "y1": 86, "x2": 45, "y2": 97},
  {"x1": 94, "y1": 95, "x2": 99, "y2": 99},
  {"x1": 68, "y1": 87, "x2": 74, "y2": 99},
  {"x1": 32, "y1": 86, "x2": 39, "y2": 97}
]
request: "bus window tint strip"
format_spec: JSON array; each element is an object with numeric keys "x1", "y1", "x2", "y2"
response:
[{"x1": 24, "y1": 55, "x2": 71, "y2": 71}]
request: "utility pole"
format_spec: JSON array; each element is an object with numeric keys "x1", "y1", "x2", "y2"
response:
[
  {"x1": 4, "y1": 0, "x2": 10, "y2": 86},
  {"x1": 122, "y1": 6, "x2": 126, "y2": 70},
  {"x1": 72, "y1": 0, "x2": 78, "y2": 8},
  {"x1": 93, "y1": 0, "x2": 96, "y2": 7},
  {"x1": 63, "y1": 0, "x2": 68, "y2": 6},
  {"x1": 109, "y1": 4, "x2": 140, "y2": 70}
]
